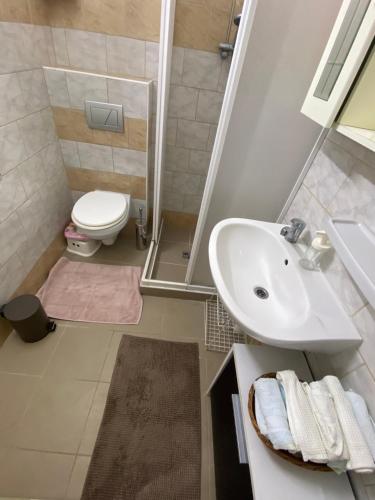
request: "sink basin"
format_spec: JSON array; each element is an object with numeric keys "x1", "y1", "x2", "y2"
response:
[{"x1": 209, "y1": 218, "x2": 361, "y2": 353}]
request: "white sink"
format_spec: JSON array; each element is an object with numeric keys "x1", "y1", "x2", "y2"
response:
[{"x1": 209, "y1": 218, "x2": 361, "y2": 353}]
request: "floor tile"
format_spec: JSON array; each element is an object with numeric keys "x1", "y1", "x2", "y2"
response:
[
  {"x1": 157, "y1": 240, "x2": 190, "y2": 265},
  {"x1": 79, "y1": 382, "x2": 110, "y2": 455},
  {"x1": 15, "y1": 378, "x2": 96, "y2": 454},
  {"x1": 0, "y1": 448, "x2": 74, "y2": 499},
  {"x1": 45, "y1": 325, "x2": 112, "y2": 381},
  {"x1": 0, "y1": 373, "x2": 40, "y2": 446},
  {"x1": 202, "y1": 350, "x2": 226, "y2": 392},
  {"x1": 161, "y1": 223, "x2": 190, "y2": 243},
  {"x1": 65, "y1": 239, "x2": 148, "y2": 267},
  {"x1": 162, "y1": 298, "x2": 205, "y2": 339},
  {"x1": 117, "y1": 295, "x2": 164, "y2": 335},
  {"x1": 66, "y1": 455, "x2": 91, "y2": 500},
  {"x1": 94, "y1": 240, "x2": 148, "y2": 267},
  {"x1": 0, "y1": 328, "x2": 62, "y2": 376},
  {"x1": 100, "y1": 333, "x2": 122, "y2": 382},
  {"x1": 153, "y1": 261, "x2": 187, "y2": 282}
]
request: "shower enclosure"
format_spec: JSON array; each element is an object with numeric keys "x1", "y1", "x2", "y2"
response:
[{"x1": 141, "y1": 0, "x2": 246, "y2": 295}]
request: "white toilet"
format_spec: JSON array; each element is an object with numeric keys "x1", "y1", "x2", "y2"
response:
[{"x1": 72, "y1": 190, "x2": 131, "y2": 248}]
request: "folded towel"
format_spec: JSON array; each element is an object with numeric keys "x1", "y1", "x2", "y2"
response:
[
  {"x1": 324, "y1": 376, "x2": 375, "y2": 473},
  {"x1": 255, "y1": 395, "x2": 268, "y2": 435},
  {"x1": 254, "y1": 378, "x2": 297, "y2": 452},
  {"x1": 303, "y1": 380, "x2": 349, "y2": 463},
  {"x1": 346, "y1": 390, "x2": 375, "y2": 461},
  {"x1": 277, "y1": 370, "x2": 328, "y2": 463}
]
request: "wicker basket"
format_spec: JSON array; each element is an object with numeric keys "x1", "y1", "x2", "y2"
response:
[{"x1": 248, "y1": 372, "x2": 331, "y2": 472}]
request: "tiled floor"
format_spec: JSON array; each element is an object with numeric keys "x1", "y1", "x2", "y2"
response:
[
  {"x1": 0, "y1": 295, "x2": 225, "y2": 500},
  {"x1": 64, "y1": 231, "x2": 149, "y2": 268},
  {"x1": 152, "y1": 220, "x2": 196, "y2": 282}
]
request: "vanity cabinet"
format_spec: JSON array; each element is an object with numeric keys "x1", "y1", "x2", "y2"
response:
[
  {"x1": 210, "y1": 357, "x2": 252, "y2": 500},
  {"x1": 301, "y1": 0, "x2": 375, "y2": 151},
  {"x1": 208, "y1": 344, "x2": 355, "y2": 500}
]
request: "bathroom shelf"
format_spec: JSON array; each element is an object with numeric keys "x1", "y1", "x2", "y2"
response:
[{"x1": 325, "y1": 218, "x2": 375, "y2": 309}]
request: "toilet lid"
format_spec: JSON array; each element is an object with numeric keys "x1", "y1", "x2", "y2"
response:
[{"x1": 72, "y1": 191, "x2": 128, "y2": 228}]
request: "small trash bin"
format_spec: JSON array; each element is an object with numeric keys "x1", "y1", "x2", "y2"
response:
[{"x1": 0, "y1": 295, "x2": 56, "y2": 343}]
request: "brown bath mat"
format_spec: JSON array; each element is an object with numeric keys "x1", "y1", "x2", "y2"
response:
[
  {"x1": 38, "y1": 257, "x2": 142, "y2": 324},
  {"x1": 82, "y1": 335, "x2": 201, "y2": 500}
]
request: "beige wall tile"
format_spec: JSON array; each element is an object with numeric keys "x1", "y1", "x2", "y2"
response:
[
  {"x1": 52, "y1": 106, "x2": 147, "y2": 151},
  {"x1": 66, "y1": 166, "x2": 146, "y2": 199},
  {"x1": 174, "y1": 1, "x2": 232, "y2": 52},
  {"x1": 37, "y1": 0, "x2": 161, "y2": 41},
  {"x1": 122, "y1": 0, "x2": 161, "y2": 42},
  {"x1": 162, "y1": 209, "x2": 198, "y2": 229},
  {"x1": 0, "y1": 0, "x2": 158, "y2": 47},
  {"x1": 42, "y1": 0, "x2": 84, "y2": 30},
  {"x1": 28, "y1": 0, "x2": 50, "y2": 25},
  {"x1": 128, "y1": 118, "x2": 148, "y2": 150},
  {"x1": 0, "y1": 0, "x2": 31, "y2": 23}
]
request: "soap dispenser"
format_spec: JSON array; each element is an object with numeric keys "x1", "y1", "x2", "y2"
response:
[{"x1": 299, "y1": 230, "x2": 331, "y2": 270}]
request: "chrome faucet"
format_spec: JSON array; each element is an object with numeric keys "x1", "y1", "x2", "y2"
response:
[{"x1": 280, "y1": 218, "x2": 306, "y2": 243}]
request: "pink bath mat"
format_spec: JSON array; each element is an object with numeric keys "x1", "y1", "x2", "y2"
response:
[{"x1": 38, "y1": 257, "x2": 143, "y2": 324}]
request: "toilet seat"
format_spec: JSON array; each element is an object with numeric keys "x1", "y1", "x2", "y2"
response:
[{"x1": 72, "y1": 191, "x2": 129, "y2": 229}]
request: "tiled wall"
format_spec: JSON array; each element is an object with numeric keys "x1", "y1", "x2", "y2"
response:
[
  {"x1": 161, "y1": 0, "x2": 243, "y2": 214},
  {"x1": 4, "y1": 0, "x2": 239, "y2": 54},
  {"x1": 0, "y1": 20, "x2": 72, "y2": 306},
  {"x1": 162, "y1": 49, "x2": 229, "y2": 214},
  {"x1": 42, "y1": 0, "x2": 242, "y2": 216},
  {"x1": 285, "y1": 129, "x2": 375, "y2": 499},
  {"x1": 44, "y1": 67, "x2": 152, "y2": 217}
]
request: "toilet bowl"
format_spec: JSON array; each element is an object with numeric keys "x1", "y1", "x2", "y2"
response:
[{"x1": 72, "y1": 191, "x2": 131, "y2": 246}]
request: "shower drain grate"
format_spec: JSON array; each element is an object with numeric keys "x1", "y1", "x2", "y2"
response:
[{"x1": 205, "y1": 297, "x2": 246, "y2": 353}]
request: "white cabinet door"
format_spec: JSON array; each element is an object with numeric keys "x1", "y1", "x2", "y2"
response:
[{"x1": 301, "y1": 0, "x2": 375, "y2": 127}]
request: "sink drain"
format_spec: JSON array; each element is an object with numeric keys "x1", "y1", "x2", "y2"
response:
[{"x1": 253, "y1": 286, "x2": 269, "y2": 300}]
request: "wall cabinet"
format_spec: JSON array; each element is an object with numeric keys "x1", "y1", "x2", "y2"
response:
[{"x1": 301, "y1": 0, "x2": 375, "y2": 151}]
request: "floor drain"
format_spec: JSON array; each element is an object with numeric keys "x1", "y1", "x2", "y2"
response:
[{"x1": 253, "y1": 286, "x2": 269, "y2": 300}]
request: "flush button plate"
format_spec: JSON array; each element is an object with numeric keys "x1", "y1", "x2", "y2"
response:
[{"x1": 85, "y1": 101, "x2": 124, "y2": 133}]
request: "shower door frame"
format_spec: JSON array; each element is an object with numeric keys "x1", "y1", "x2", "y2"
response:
[{"x1": 141, "y1": 0, "x2": 258, "y2": 294}]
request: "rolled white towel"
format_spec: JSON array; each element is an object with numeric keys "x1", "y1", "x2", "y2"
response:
[
  {"x1": 324, "y1": 376, "x2": 375, "y2": 473},
  {"x1": 303, "y1": 380, "x2": 349, "y2": 463},
  {"x1": 277, "y1": 370, "x2": 328, "y2": 463},
  {"x1": 254, "y1": 378, "x2": 297, "y2": 452},
  {"x1": 346, "y1": 390, "x2": 375, "y2": 461}
]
